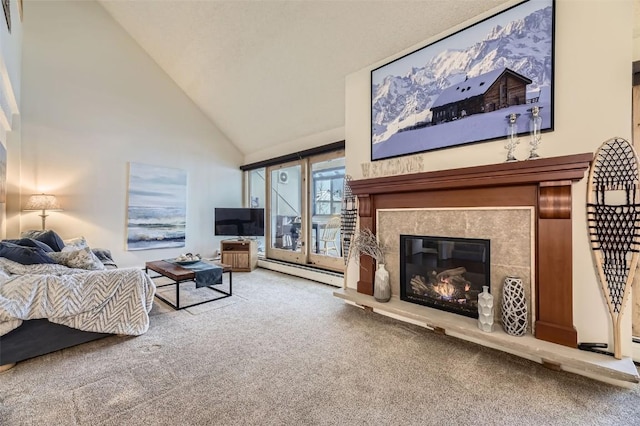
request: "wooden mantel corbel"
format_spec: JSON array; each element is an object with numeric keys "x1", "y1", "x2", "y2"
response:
[{"x1": 349, "y1": 153, "x2": 593, "y2": 348}]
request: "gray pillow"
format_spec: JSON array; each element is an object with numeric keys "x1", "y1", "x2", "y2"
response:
[
  {"x1": 21, "y1": 230, "x2": 65, "y2": 252},
  {"x1": 0, "y1": 242, "x2": 57, "y2": 265},
  {"x1": 62, "y1": 236, "x2": 88, "y2": 252},
  {"x1": 91, "y1": 248, "x2": 117, "y2": 268},
  {"x1": 47, "y1": 247, "x2": 106, "y2": 270},
  {"x1": 3, "y1": 238, "x2": 54, "y2": 252}
]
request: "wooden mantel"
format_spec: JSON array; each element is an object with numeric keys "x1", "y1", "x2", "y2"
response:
[{"x1": 349, "y1": 153, "x2": 593, "y2": 348}]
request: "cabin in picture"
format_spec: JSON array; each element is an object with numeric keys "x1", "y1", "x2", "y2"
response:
[{"x1": 431, "y1": 67, "x2": 533, "y2": 124}]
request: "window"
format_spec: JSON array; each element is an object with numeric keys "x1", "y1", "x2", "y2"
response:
[
  {"x1": 313, "y1": 167, "x2": 344, "y2": 216},
  {"x1": 241, "y1": 142, "x2": 346, "y2": 271}
]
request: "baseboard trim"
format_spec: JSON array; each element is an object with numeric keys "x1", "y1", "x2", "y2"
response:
[{"x1": 258, "y1": 259, "x2": 343, "y2": 287}]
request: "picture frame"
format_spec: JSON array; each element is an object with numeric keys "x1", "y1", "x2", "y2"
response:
[
  {"x1": 0, "y1": 143, "x2": 6, "y2": 203},
  {"x1": 126, "y1": 162, "x2": 187, "y2": 251},
  {"x1": 371, "y1": 0, "x2": 554, "y2": 161}
]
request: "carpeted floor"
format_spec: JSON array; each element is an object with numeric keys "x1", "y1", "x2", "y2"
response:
[{"x1": 1, "y1": 268, "x2": 640, "y2": 425}]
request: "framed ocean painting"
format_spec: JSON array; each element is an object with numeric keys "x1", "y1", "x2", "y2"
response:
[
  {"x1": 126, "y1": 162, "x2": 187, "y2": 251},
  {"x1": 371, "y1": 0, "x2": 554, "y2": 161},
  {"x1": 0, "y1": 142, "x2": 6, "y2": 203}
]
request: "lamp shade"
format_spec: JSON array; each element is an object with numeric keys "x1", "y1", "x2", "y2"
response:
[{"x1": 23, "y1": 194, "x2": 62, "y2": 211}]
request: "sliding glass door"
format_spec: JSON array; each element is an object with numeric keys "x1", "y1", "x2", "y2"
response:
[
  {"x1": 307, "y1": 152, "x2": 345, "y2": 271},
  {"x1": 249, "y1": 149, "x2": 345, "y2": 272},
  {"x1": 266, "y1": 161, "x2": 307, "y2": 264},
  {"x1": 246, "y1": 168, "x2": 266, "y2": 256}
]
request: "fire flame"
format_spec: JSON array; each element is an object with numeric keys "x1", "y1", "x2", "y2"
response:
[{"x1": 432, "y1": 278, "x2": 456, "y2": 298}]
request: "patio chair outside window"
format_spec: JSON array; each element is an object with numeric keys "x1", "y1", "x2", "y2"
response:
[{"x1": 319, "y1": 216, "x2": 341, "y2": 256}]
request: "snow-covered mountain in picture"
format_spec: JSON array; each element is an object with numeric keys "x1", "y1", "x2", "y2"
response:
[{"x1": 371, "y1": 0, "x2": 553, "y2": 160}]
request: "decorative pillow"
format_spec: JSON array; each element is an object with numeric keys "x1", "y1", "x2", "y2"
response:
[
  {"x1": 0, "y1": 242, "x2": 57, "y2": 265},
  {"x1": 20, "y1": 230, "x2": 65, "y2": 252},
  {"x1": 47, "y1": 247, "x2": 106, "y2": 270},
  {"x1": 62, "y1": 236, "x2": 89, "y2": 252},
  {"x1": 3, "y1": 238, "x2": 54, "y2": 252},
  {"x1": 91, "y1": 248, "x2": 117, "y2": 268}
]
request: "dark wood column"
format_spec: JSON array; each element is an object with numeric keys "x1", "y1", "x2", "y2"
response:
[
  {"x1": 349, "y1": 153, "x2": 592, "y2": 348},
  {"x1": 536, "y1": 181, "x2": 576, "y2": 346},
  {"x1": 356, "y1": 194, "x2": 375, "y2": 295}
]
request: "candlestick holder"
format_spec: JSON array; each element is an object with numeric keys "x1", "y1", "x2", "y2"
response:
[
  {"x1": 527, "y1": 106, "x2": 543, "y2": 160},
  {"x1": 504, "y1": 113, "x2": 520, "y2": 162}
]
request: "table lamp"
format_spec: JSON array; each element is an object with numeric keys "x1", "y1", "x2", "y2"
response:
[{"x1": 23, "y1": 193, "x2": 62, "y2": 230}]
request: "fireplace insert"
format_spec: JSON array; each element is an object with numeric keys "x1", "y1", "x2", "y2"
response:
[{"x1": 400, "y1": 235, "x2": 490, "y2": 319}]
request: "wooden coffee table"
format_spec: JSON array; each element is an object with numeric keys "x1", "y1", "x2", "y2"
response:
[{"x1": 145, "y1": 260, "x2": 232, "y2": 310}]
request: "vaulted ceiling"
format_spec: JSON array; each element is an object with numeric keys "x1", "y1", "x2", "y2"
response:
[{"x1": 98, "y1": 0, "x2": 638, "y2": 160}]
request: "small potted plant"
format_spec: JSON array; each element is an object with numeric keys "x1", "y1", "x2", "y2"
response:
[{"x1": 348, "y1": 228, "x2": 389, "y2": 302}]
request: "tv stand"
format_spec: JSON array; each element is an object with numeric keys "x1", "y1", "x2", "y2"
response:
[{"x1": 221, "y1": 240, "x2": 258, "y2": 272}]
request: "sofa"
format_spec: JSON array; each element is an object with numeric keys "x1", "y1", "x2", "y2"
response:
[{"x1": 0, "y1": 230, "x2": 155, "y2": 370}]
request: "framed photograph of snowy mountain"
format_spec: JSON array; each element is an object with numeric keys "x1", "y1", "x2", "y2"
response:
[{"x1": 371, "y1": 0, "x2": 554, "y2": 161}]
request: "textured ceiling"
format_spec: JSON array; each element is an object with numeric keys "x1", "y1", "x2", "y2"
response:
[
  {"x1": 98, "y1": 0, "x2": 636, "y2": 159},
  {"x1": 98, "y1": 0, "x2": 512, "y2": 157}
]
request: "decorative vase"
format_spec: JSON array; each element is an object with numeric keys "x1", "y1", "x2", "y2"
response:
[
  {"x1": 501, "y1": 276, "x2": 527, "y2": 336},
  {"x1": 477, "y1": 286, "x2": 494, "y2": 332},
  {"x1": 374, "y1": 263, "x2": 391, "y2": 302}
]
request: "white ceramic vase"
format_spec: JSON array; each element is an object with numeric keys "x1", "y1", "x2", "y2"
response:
[
  {"x1": 374, "y1": 263, "x2": 391, "y2": 302},
  {"x1": 501, "y1": 276, "x2": 527, "y2": 336},
  {"x1": 477, "y1": 285, "x2": 494, "y2": 332}
]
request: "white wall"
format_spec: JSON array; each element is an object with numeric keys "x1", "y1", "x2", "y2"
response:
[
  {"x1": 345, "y1": 0, "x2": 634, "y2": 353},
  {"x1": 18, "y1": 0, "x2": 243, "y2": 267},
  {"x1": 635, "y1": 0, "x2": 640, "y2": 62}
]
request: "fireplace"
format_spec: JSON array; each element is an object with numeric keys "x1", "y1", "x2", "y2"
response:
[
  {"x1": 336, "y1": 155, "x2": 640, "y2": 384},
  {"x1": 348, "y1": 153, "x2": 593, "y2": 347},
  {"x1": 400, "y1": 235, "x2": 490, "y2": 319}
]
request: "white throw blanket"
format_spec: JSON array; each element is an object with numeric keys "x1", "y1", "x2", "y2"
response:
[{"x1": 0, "y1": 258, "x2": 156, "y2": 336}]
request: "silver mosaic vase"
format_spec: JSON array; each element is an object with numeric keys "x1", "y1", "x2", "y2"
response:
[{"x1": 501, "y1": 276, "x2": 527, "y2": 336}]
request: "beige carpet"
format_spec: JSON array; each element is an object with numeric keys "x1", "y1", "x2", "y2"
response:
[{"x1": 1, "y1": 268, "x2": 639, "y2": 425}]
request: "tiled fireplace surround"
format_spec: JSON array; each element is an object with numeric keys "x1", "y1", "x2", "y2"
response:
[
  {"x1": 335, "y1": 153, "x2": 640, "y2": 385},
  {"x1": 378, "y1": 207, "x2": 534, "y2": 332}
]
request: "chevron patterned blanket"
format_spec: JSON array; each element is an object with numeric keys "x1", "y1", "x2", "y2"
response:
[{"x1": 0, "y1": 259, "x2": 156, "y2": 336}]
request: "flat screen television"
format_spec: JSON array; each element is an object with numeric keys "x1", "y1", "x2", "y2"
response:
[{"x1": 214, "y1": 207, "x2": 265, "y2": 237}]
